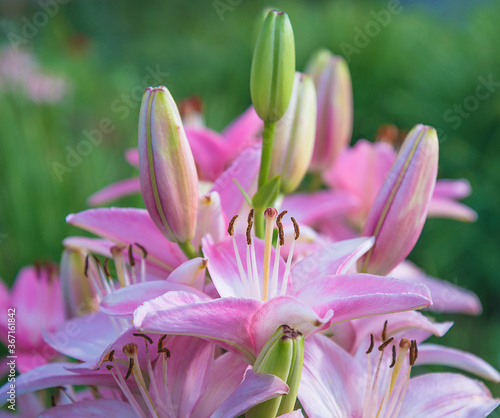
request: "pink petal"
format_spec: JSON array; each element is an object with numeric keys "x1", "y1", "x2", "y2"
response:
[
  {"x1": 390, "y1": 261, "x2": 482, "y2": 315},
  {"x1": 39, "y1": 399, "x2": 137, "y2": 418},
  {"x1": 185, "y1": 126, "x2": 228, "y2": 181},
  {"x1": 100, "y1": 280, "x2": 207, "y2": 317},
  {"x1": 433, "y1": 178, "x2": 472, "y2": 199},
  {"x1": 211, "y1": 369, "x2": 288, "y2": 418},
  {"x1": 192, "y1": 352, "x2": 249, "y2": 417},
  {"x1": 221, "y1": 106, "x2": 263, "y2": 159},
  {"x1": 250, "y1": 296, "x2": 333, "y2": 354},
  {"x1": 282, "y1": 190, "x2": 357, "y2": 226},
  {"x1": 292, "y1": 237, "x2": 375, "y2": 287},
  {"x1": 417, "y1": 344, "x2": 500, "y2": 383},
  {"x1": 66, "y1": 208, "x2": 186, "y2": 274},
  {"x1": 299, "y1": 334, "x2": 364, "y2": 418},
  {"x1": 0, "y1": 363, "x2": 117, "y2": 404},
  {"x1": 87, "y1": 177, "x2": 141, "y2": 206},
  {"x1": 211, "y1": 145, "x2": 261, "y2": 221},
  {"x1": 399, "y1": 373, "x2": 499, "y2": 417},
  {"x1": 43, "y1": 313, "x2": 119, "y2": 362},
  {"x1": 193, "y1": 191, "x2": 226, "y2": 246},
  {"x1": 125, "y1": 148, "x2": 139, "y2": 167},
  {"x1": 427, "y1": 197, "x2": 477, "y2": 222},
  {"x1": 134, "y1": 291, "x2": 260, "y2": 361},
  {"x1": 292, "y1": 273, "x2": 432, "y2": 323}
]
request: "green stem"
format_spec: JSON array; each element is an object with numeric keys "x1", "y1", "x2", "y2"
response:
[
  {"x1": 177, "y1": 241, "x2": 199, "y2": 259},
  {"x1": 258, "y1": 120, "x2": 277, "y2": 188},
  {"x1": 255, "y1": 120, "x2": 277, "y2": 238}
]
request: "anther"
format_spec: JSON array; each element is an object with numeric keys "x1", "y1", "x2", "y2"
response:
[
  {"x1": 128, "y1": 244, "x2": 135, "y2": 267},
  {"x1": 158, "y1": 335, "x2": 167, "y2": 352},
  {"x1": 277, "y1": 210, "x2": 287, "y2": 223},
  {"x1": 106, "y1": 365, "x2": 113, "y2": 371},
  {"x1": 389, "y1": 345, "x2": 396, "y2": 368},
  {"x1": 366, "y1": 333, "x2": 375, "y2": 354},
  {"x1": 103, "y1": 258, "x2": 111, "y2": 278},
  {"x1": 246, "y1": 221, "x2": 253, "y2": 245},
  {"x1": 103, "y1": 349, "x2": 115, "y2": 363},
  {"x1": 409, "y1": 340, "x2": 418, "y2": 366},
  {"x1": 247, "y1": 209, "x2": 254, "y2": 223},
  {"x1": 291, "y1": 217, "x2": 300, "y2": 240},
  {"x1": 382, "y1": 320, "x2": 388, "y2": 341},
  {"x1": 228, "y1": 215, "x2": 238, "y2": 236},
  {"x1": 125, "y1": 357, "x2": 134, "y2": 380},
  {"x1": 378, "y1": 337, "x2": 394, "y2": 351},
  {"x1": 133, "y1": 333, "x2": 153, "y2": 345},
  {"x1": 84, "y1": 254, "x2": 89, "y2": 277},
  {"x1": 134, "y1": 242, "x2": 148, "y2": 258}
]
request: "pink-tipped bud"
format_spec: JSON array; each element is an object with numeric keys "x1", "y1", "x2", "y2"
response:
[
  {"x1": 270, "y1": 72, "x2": 317, "y2": 194},
  {"x1": 307, "y1": 52, "x2": 353, "y2": 171},
  {"x1": 138, "y1": 86, "x2": 199, "y2": 243},
  {"x1": 358, "y1": 125, "x2": 439, "y2": 275}
]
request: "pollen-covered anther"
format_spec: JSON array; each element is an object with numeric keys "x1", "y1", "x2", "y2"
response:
[
  {"x1": 103, "y1": 258, "x2": 111, "y2": 278},
  {"x1": 134, "y1": 242, "x2": 148, "y2": 258},
  {"x1": 102, "y1": 349, "x2": 115, "y2": 364},
  {"x1": 382, "y1": 320, "x2": 388, "y2": 341},
  {"x1": 84, "y1": 254, "x2": 89, "y2": 277},
  {"x1": 122, "y1": 343, "x2": 138, "y2": 358},
  {"x1": 389, "y1": 345, "x2": 396, "y2": 368},
  {"x1": 133, "y1": 333, "x2": 153, "y2": 344},
  {"x1": 125, "y1": 357, "x2": 135, "y2": 380},
  {"x1": 227, "y1": 215, "x2": 238, "y2": 236},
  {"x1": 276, "y1": 210, "x2": 287, "y2": 246},
  {"x1": 128, "y1": 244, "x2": 135, "y2": 267},
  {"x1": 246, "y1": 221, "x2": 253, "y2": 245},
  {"x1": 378, "y1": 337, "x2": 394, "y2": 351},
  {"x1": 291, "y1": 217, "x2": 300, "y2": 240},
  {"x1": 366, "y1": 333, "x2": 374, "y2": 354},
  {"x1": 409, "y1": 339, "x2": 418, "y2": 366}
]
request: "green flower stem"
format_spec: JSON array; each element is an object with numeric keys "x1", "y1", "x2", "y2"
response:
[
  {"x1": 177, "y1": 240, "x2": 199, "y2": 259},
  {"x1": 255, "y1": 120, "x2": 277, "y2": 238}
]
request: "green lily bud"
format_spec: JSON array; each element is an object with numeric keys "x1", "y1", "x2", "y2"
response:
[
  {"x1": 247, "y1": 325, "x2": 304, "y2": 417},
  {"x1": 250, "y1": 10, "x2": 295, "y2": 122},
  {"x1": 270, "y1": 72, "x2": 317, "y2": 194}
]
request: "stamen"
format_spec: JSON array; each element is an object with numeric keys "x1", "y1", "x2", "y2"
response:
[
  {"x1": 378, "y1": 337, "x2": 394, "y2": 351},
  {"x1": 389, "y1": 345, "x2": 396, "y2": 368},
  {"x1": 409, "y1": 340, "x2": 418, "y2": 366},
  {"x1": 280, "y1": 217, "x2": 300, "y2": 295},
  {"x1": 128, "y1": 244, "x2": 137, "y2": 284},
  {"x1": 134, "y1": 333, "x2": 153, "y2": 345},
  {"x1": 108, "y1": 361, "x2": 146, "y2": 418},
  {"x1": 228, "y1": 215, "x2": 238, "y2": 236},
  {"x1": 366, "y1": 334, "x2": 375, "y2": 354},
  {"x1": 246, "y1": 221, "x2": 253, "y2": 245},
  {"x1": 84, "y1": 254, "x2": 89, "y2": 277},
  {"x1": 111, "y1": 245, "x2": 130, "y2": 287},
  {"x1": 291, "y1": 217, "x2": 300, "y2": 240},
  {"x1": 277, "y1": 211, "x2": 287, "y2": 246},
  {"x1": 103, "y1": 258, "x2": 111, "y2": 278},
  {"x1": 125, "y1": 358, "x2": 134, "y2": 380},
  {"x1": 262, "y1": 208, "x2": 278, "y2": 301},
  {"x1": 134, "y1": 243, "x2": 148, "y2": 258},
  {"x1": 382, "y1": 320, "x2": 388, "y2": 342}
]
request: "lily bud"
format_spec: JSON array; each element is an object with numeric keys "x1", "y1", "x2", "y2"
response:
[
  {"x1": 247, "y1": 325, "x2": 304, "y2": 417},
  {"x1": 270, "y1": 72, "x2": 317, "y2": 194},
  {"x1": 358, "y1": 125, "x2": 439, "y2": 275},
  {"x1": 138, "y1": 86, "x2": 199, "y2": 243},
  {"x1": 60, "y1": 249, "x2": 98, "y2": 319},
  {"x1": 308, "y1": 53, "x2": 353, "y2": 171},
  {"x1": 250, "y1": 10, "x2": 295, "y2": 122},
  {"x1": 304, "y1": 48, "x2": 331, "y2": 86}
]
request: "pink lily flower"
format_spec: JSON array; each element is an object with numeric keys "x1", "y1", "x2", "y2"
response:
[
  {"x1": 0, "y1": 264, "x2": 64, "y2": 373},
  {"x1": 87, "y1": 106, "x2": 262, "y2": 206},
  {"x1": 298, "y1": 333, "x2": 499, "y2": 417},
  {"x1": 118, "y1": 211, "x2": 432, "y2": 363},
  {"x1": 2, "y1": 326, "x2": 290, "y2": 418}
]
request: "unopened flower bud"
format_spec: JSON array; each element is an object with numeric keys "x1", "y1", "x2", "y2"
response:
[
  {"x1": 251, "y1": 10, "x2": 295, "y2": 122},
  {"x1": 270, "y1": 72, "x2": 317, "y2": 194},
  {"x1": 308, "y1": 53, "x2": 353, "y2": 171},
  {"x1": 304, "y1": 48, "x2": 331, "y2": 86},
  {"x1": 358, "y1": 125, "x2": 439, "y2": 275},
  {"x1": 138, "y1": 86, "x2": 199, "y2": 244},
  {"x1": 247, "y1": 325, "x2": 304, "y2": 417},
  {"x1": 60, "y1": 249, "x2": 99, "y2": 319}
]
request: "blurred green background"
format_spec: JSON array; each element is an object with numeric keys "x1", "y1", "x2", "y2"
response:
[{"x1": 1, "y1": 0, "x2": 499, "y2": 402}]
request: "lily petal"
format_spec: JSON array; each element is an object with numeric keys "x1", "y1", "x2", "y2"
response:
[
  {"x1": 427, "y1": 197, "x2": 477, "y2": 222},
  {"x1": 211, "y1": 369, "x2": 289, "y2": 418},
  {"x1": 399, "y1": 372, "x2": 499, "y2": 417},
  {"x1": 87, "y1": 177, "x2": 141, "y2": 206},
  {"x1": 417, "y1": 344, "x2": 500, "y2": 383},
  {"x1": 39, "y1": 399, "x2": 137, "y2": 418}
]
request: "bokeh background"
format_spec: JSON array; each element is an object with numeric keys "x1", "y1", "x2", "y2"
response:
[{"x1": 1, "y1": 0, "x2": 499, "y2": 403}]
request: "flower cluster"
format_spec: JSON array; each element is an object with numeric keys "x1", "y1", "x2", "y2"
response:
[{"x1": 1, "y1": 9, "x2": 499, "y2": 418}]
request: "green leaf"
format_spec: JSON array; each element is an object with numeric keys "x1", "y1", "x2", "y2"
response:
[
  {"x1": 252, "y1": 175, "x2": 281, "y2": 210},
  {"x1": 233, "y1": 179, "x2": 253, "y2": 206}
]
